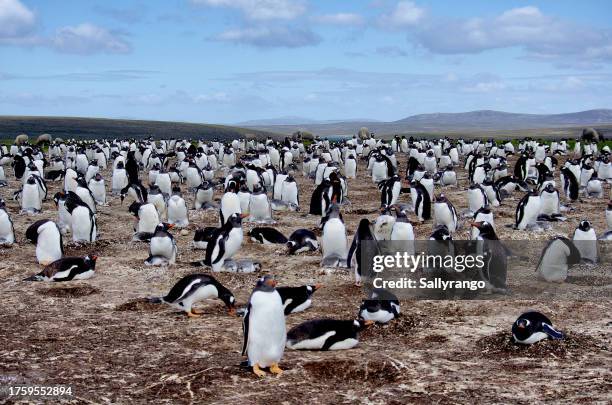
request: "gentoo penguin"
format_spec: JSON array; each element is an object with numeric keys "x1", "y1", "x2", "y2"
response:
[
  {"x1": 391, "y1": 206, "x2": 415, "y2": 253},
  {"x1": 166, "y1": 187, "x2": 189, "y2": 228},
  {"x1": 88, "y1": 173, "x2": 106, "y2": 205},
  {"x1": 286, "y1": 319, "x2": 373, "y2": 351},
  {"x1": 145, "y1": 223, "x2": 177, "y2": 266},
  {"x1": 321, "y1": 204, "x2": 348, "y2": 267},
  {"x1": 154, "y1": 170, "x2": 172, "y2": 197},
  {"x1": 242, "y1": 275, "x2": 286, "y2": 376},
  {"x1": 129, "y1": 201, "x2": 160, "y2": 240},
  {"x1": 560, "y1": 167, "x2": 579, "y2": 201},
  {"x1": 358, "y1": 288, "x2": 400, "y2": 324},
  {"x1": 248, "y1": 185, "x2": 273, "y2": 223},
  {"x1": 470, "y1": 206, "x2": 494, "y2": 240},
  {"x1": 515, "y1": 191, "x2": 541, "y2": 230},
  {"x1": 379, "y1": 175, "x2": 403, "y2": 207},
  {"x1": 585, "y1": 174, "x2": 603, "y2": 198},
  {"x1": 481, "y1": 180, "x2": 501, "y2": 207},
  {"x1": 470, "y1": 221, "x2": 507, "y2": 290},
  {"x1": 147, "y1": 185, "x2": 167, "y2": 219},
  {"x1": 23, "y1": 255, "x2": 97, "y2": 281},
  {"x1": 120, "y1": 182, "x2": 148, "y2": 204},
  {"x1": 512, "y1": 312, "x2": 564, "y2": 344},
  {"x1": 538, "y1": 184, "x2": 563, "y2": 221},
  {"x1": 25, "y1": 219, "x2": 64, "y2": 265},
  {"x1": 410, "y1": 181, "x2": 431, "y2": 221},
  {"x1": 65, "y1": 192, "x2": 97, "y2": 243},
  {"x1": 219, "y1": 182, "x2": 241, "y2": 225},
  {"x1": 373, "y1": 207, "x2": 396, "y2": 241},
  {"x1": 248, "y1": 227, "x2": 287, "y2": 244},
  {"x1": 149, "y1": 274, "x2": 236, "y2": 317},
  {"x1": 573, "y1": 220, "x2": 598, "y2": 263},
  {"x1": 194, "y1": 181, "x2": 216, "y2": 210},
  {"x1": 112, "y1": 161, "x2": 129, "y2": 194},
  {"x1": 347, "y1": 218, "x2": 378, "y2": 286},
  {"x1": 433, "y1": 194, "x2": 458, "y2": 233},
  {"x1": 280, "y1": 175, "x2": 299, "y2": 208},
  {"x1": 20, "y1": 175, "x2": 43, "y2": 213},
  {"x1": 237, "y1": 184, "x2": 251, "y2": 214},
  {"x1": 192, "y1": 226, "x2": 217, "y2": 249},
  {"x1": 467, "y1": 184, "x2": 488, "y2": 215},
  {"x1": 440, "y1": 166, "x2": 457, "y2": 186},
  {"x1": 344, "y1": 155, "x2": 357, "y2": 178},
  {"x1": 75, "y1": 177, "x2": 96, "y2": 213},
  {"x1": 536, "y1": 236, "x2": 581, "y2": 282},
  {"x1": 0, "y1": 199, "x2": 15, "y2": 246},
  {"x1": 287, "y1": 229, "x2": 318, "y2": 254},
  {"x1": 371, "y1": 153, "x2": 392, "y2": 183},
  {"x1": 192, "y1": 213, "x2": 244, "y2": 271},
  {"x1": 276, "y1": 284, "x2": 322, "y2": 315}
]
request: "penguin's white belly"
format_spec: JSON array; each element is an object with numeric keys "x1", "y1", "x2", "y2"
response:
[
  {"x1": 514, "y1": 331, "x2": 548, "y2": 345},
  {"x1": 150, "y1": 236, "x2": 175, "y2": 259},
  {"x1": 434, "y1": 205, "x2": 455, "y2": 232},
  {"x1": 223, "y1": 228, "x2": 243, "y2": 260},
  {"x1": 249, "y1": 196, "x2": 271, "y2": 219},
  {"x1": 247, "y1": 293, "x2": 286, "y2": 366},
  {"x1": 328, "y1": 338, "x2": 359, "y2": 350},
  {"x1": 289, "y1": 299, "x2": 311, "y2": 313},
  {"x1": 360, "y1": 309, "x2": 394, "y2": 323},
  {"x1": 178, "y1": 284, "x2": 217, "y2": 311},
  {"x1": 540, "y1": 195, "x2": 559, "y2": 215},
  {"x1": 72, "y1": 208, "x2": 95, "y2": 242},
  {"x1": 0, "y1": 213, "x2": 14, "y2": 244},
  {"x1": 37, "y1": 229, "x2": 63, "y2": 265},
  {"x1": 281, "y1": 185, "x2": 298, "y2": 206},
  {"x1": 73, "y1": 269, "x2": 95, "y2": 281},
  {"x1": 167, "y1": 199, "x2": 188, "y2": 226},
  {"x1": 345, "y1": 161, "x2": 356, "y2": 178},
  {"x1": 574, "y1": 232, "x2": 597, "y2": 261},
  {"x1": 322, "y1": 219, "x2": 347, "y2": 259},
  {"x1": 468, "y1": 191, "x2": 484, "y2": 212},
  {"x1": 22, "y1": 185, "x2": 41, "y2": 212},
  {"x1": 220, "y1": 194, "x2": 241, "y2": 224},
  {"x1": 138, "y1": 208, "x2": 160, "y2": 234},
  {"x1": 90, "y1": 183, "x2": 106, "y2": 204},
  {"x1": 156, "y1": 176, "x2": 172, "y2": 195},
  {"x1": 288, "y1": 331, "x2": 335, "y2": 350},
  {"x1": 372, "y1": 163, "x2": 388, "y2": 183}
]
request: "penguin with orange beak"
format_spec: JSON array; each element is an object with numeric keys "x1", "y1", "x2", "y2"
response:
[
  {"x1": 512, "y1": 311, "x2": 564, "y2": 344},
  {"x1": 242, "y1": 275, "x2": 286, "y2": 377}
]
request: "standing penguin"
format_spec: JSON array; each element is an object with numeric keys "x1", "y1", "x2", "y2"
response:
[
  {"x1": 242, "y1": 275, "x2": 286, "y2": 377},
  {"x1": 112, "y1": 161, "x2": 129, "y2": 195},
  {"x1": 535, "y1": 236, "x2": 581, "y2": 282},
  {"x1": 433, "y1": 194, "x2": 458, "y2": 233},
  {"x1": 410, "y1": 181, "x2": 431, "y2": 221},
  {"x1": 149, "y1": 274, "x2": 236, "y2": 316},
  {"x1": 192, "y1": 213, "x2": 244, "y2": 271},
  {"x1": 286, "y1": 319, "x2": 372, "y2": 351},
  {"x1": 75, "y1": 177, "x2": 96, "y2": 214},
  {"x1": 321, "y1": 204, "x2": 348, "y2": 267},
  {"x1": 194, "y1": 181, "x2": 215, "y2": 210},
  {"x1": 538, "y1": 184, "x2": 563, "y2": 221},
  {"x1": 470, "y1": 221, "x2": 507, "y2": 290},
  {"x1": 512, "y1": 312, "x2": 564, "y2": 344},
  {"x1": 515, "y1": 191, "x2": 541, "y2": 230},
  {"x1": 65, "y1": 192, "x2": 97, "y2": 243},
  {"x1": 219, "y1": 182, "x2": 241, "y2": 225},
  {"x1": 129, "y1": 201, "x2": 160, "y2": 240},
  {"x1": 19, "y1": 176, "x2": 43, "y2": 213},
  {"x1": 248, "y1": 185, "x2": 273, "y2": 223},
  {"x1": 560, "y1": 167, "x2": 579, "y2": 201},
  {"x1": 0, "y1": 199, "x2": 15, "y2": 246},
  {"x1": 573, "y1": 220, "x2": 598, "y2": 263},
  {"x1": 347, "y1": 218, "x2": 377, "y2": 286},
  {"x1": 373, "y1": 207, "x2": 396, "y2": 241},
  {"x1": 280, "y1": 175, "x2": 299, "y2": 208},
  {"x1": 276, "y1": 284, "x2": 322, "y2": 315},
  {"x1": 166, "y1": 187, "x2": 189, "y2": 228},
  {"x1": 344, "y1": 155, "x2": 357, "y2": 179},
  {"x1": 467, "y1": 184, "x2": 488, "y2": 215},
  {"x1": 25, "y1": 219, "x2": 64, "y2": 265},
  {"x1": 23, "y1": 254, "x2": 97, "y2": 282},
  {"x1": 88, "y1": 173, "x2": 106, "y2": 205},
  {"x1": 145, "y1": 223, "x2": 177, "y2": 266},
  {"x1": 379, "y1": 175, "x2": 403, "y2": 208}
]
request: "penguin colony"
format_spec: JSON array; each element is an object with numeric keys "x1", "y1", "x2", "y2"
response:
[{"x1": 0, "y1": 133, "x2": 609, "y2": 379}]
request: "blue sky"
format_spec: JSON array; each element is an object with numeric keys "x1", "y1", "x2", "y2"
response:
[{"x1": 0, "y1": 0, "x2": 611, "y2": 123}]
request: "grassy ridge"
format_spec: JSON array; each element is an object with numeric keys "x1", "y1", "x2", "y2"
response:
[{"x1": 0, "y1": 116, "x2": 281, "y2": 143}]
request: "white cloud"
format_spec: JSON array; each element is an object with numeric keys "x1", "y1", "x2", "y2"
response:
[
  {"x1": 194, "y1": 92, "x2": 230, "y2": 103},
  {"x1": 0, "y1": 0, "x2": 35, "y2": 38},
  {"x1": 192, "y1": 0, "x2": 305, "y2": 20},
  {"x1": 313, "y1": 13, "x2": 364, "y2": 26},
  {"x1": 51, "y1": 23, "x2": 132, "y2": 54},
  {"x1": 215, "y1": 26, "x2": 320, "y2": 48},
  {"x1": 379, "y1": 1, "x2": 425, "y2": 28}
]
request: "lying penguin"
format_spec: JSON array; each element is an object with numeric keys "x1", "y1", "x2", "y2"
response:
[
  {"x1": 512, "y1": 311, "x2": 564, "y2": 344},
  {"x1": 358, "y1": 288, "x2": 400, "y2": 324},
  {"x1": 149, "y1": 273, "x2": 236, "y2": 317},
  {"x1": 286, "y1": 318, "x2": 373, "y2": 351},
  {"x1": 23, "y1": 254, "x2": 98, "y2": 282},
  {"x1": 248, "y1": 227, "x2": 287, "y2": 244},
  {"x1": 287, "y1": 229, "x2": 318, "y2": 254},
  {"x1": 276, "y1": 284, "x2": 322, "y2": 315}
]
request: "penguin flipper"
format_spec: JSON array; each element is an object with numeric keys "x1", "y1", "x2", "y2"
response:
[
  {"x1": 541, "y1": 323, "x2": 564, "y2": 340},
  {"x1": 241, "y1": 303, "x2": 251, "y2": 356},
  {"x1": 23, "y1": 273, "x2": 44, "y2": 281}
]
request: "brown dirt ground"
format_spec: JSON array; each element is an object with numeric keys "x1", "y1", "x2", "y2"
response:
[{"x1": 0, "y1": 149, "x2": 610, "y2": 404}]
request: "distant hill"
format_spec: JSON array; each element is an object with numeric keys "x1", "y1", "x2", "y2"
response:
[
  {"x1": 0, "y1": 116, "x2": 279, "y2": 141},
  {"x1": 236, "y1": 116, "x2": 381, "y2": 126},
  {"x1": 240, "y1": 109, "x2": 612, "y2": 136}
]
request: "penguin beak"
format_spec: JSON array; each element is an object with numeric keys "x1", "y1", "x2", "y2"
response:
[
  {"x1": 314, "y1": 283, "x2": 323, "y2": 290},
  {"x1": 363, "y1": 320, "x2": 375, "y2": 327},
  {"x1": 167, "y1": 223, "x2": 175, "y2": 229},
  {"x1": 240, "y1": 213, "x2": 249, "y2": 219},
  {"x1": 227, "y1": 306, "x2": 237, "y2": 316},
  {"x1": 91, "y1": 255, "x2": 98, "y2": 261},
  {"x1": 470, "y1": 222, "x2": 481, "y2": 228},
  {"x1": 265, "y1": 278, "x2": 277, "y2": 288}
]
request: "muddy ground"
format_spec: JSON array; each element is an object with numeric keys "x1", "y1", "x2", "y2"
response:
[{"x1": 0, "y1": 147, "x2": 610, "y2": 404}]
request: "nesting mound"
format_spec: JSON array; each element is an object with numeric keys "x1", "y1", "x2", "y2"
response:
[
  {"x1": 303, "y1": 359, "x2": 403, "y2": 385},
  {"x1": 476, "y1": 331, "x2": 607, "y2": 359},
  {"x1": 116, "y1": 298, "x2": 165, "y2": 312},
  {"x1": 40, "y1": 285, "x2": 100, "y2": 297},
  {"x1": 360, "y1": 314, "x2": 429, "y2": 340}
]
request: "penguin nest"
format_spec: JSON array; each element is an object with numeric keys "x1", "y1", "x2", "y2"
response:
[
  {"x1": 38, "y1": 285, "x2": 100, "y2": 298},
  {"x1": 302, "y1": 359, "x2": 404, "y2": 384},
  {"x1": 476, "y1": 331, "x2": 609, "y2": 359}
]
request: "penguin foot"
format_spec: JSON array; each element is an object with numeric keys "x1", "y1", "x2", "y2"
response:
[
  {"x1": 191, "y1": 308, "x2": 205, "y2": 315},
  {"x1": 186, "y1": 310, "x2": 202, "y2": 318},
  {"x1": 269, "y1": 363, "x2": 283, "y2": 375},
  {"x1": 253, "y1": 364, "x2": 267, "y2": 377}
]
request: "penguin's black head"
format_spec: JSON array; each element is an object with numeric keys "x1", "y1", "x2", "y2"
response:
[
  {"x1": 434, "y1": 194, "x2": 447, "y2": 203},
  {"x1": 94, "y1": 173, "x2": 103, "y2": 182},
  {"x1": 85, "y1": 254, "x2": 98, "y2": 263},
  {"x1": 228, "y1": 213, "x2": 245, "y2": 227},
  {"x1": 26, "y1": 176, "x2": 37, "y2": 185},
  {"x1": 544, "y1": 183, "x2": 556, "y2": 193},
  {"x1": 430, "y1": 225, "x2": 451, "y2": 241},
  {"x1": 128, "y1": 201, "x2": 143, "y2": 217},
  {"x1": 0, "y1": 199, "x2": 5, "y2": 209},
  {"x1": 471, "y1": 221, "x2": 497, "y2": 239},
  {"x1": 255, "y1": 275, "x2": 277, "y2": 291},
  {"x1": 578, "y1": 220, "x2": 591, "y2": 232}
]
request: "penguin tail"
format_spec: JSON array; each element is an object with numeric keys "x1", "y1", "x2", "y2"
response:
[
  {"x1": 23, "y1": 274, "x2": 43, "y2": 281},
  {"x1": 542, "y1": 323, "x2": 564, "y2": 340},
  {"x1": 148, "y1": 296, "x2": 163, "y2": 304}
]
